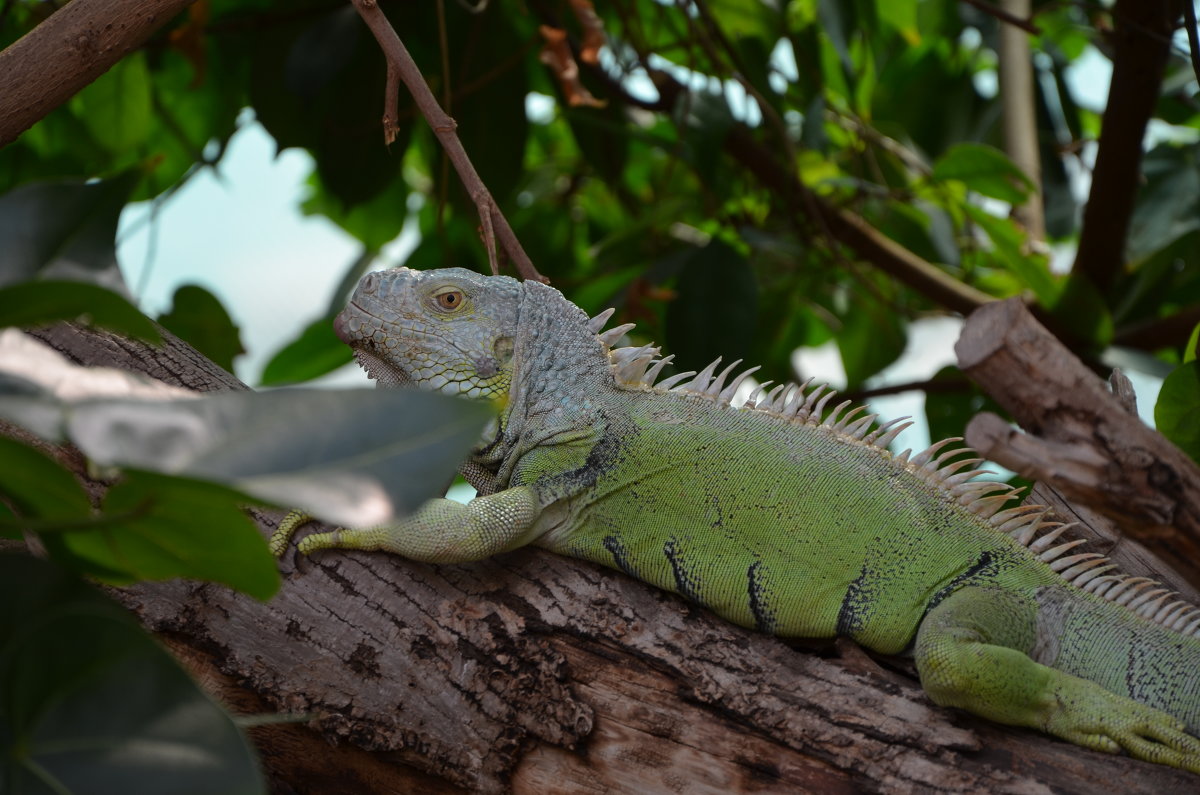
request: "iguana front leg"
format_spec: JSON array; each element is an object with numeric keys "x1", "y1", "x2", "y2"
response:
[
  {"x1": 915, "y1": 585, "x2": 1200, "y2": 772},
  {"x1": 270, "y1": 486, "x2": 541, "y2": 563}
]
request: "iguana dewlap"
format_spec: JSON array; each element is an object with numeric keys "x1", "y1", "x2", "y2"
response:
[{"x1": 272, "y1": 266, "x2": 1200, "y2": 772}]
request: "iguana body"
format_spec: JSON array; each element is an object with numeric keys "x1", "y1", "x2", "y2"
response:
[{"x1": 273, "y1": 266, "x2": 1200, "y2": 771}]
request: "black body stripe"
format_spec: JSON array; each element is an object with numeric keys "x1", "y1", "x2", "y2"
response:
[
  {"x1": 602, "y1": 535, "x2": 638, "y2": 579},
  {"x1": 664, "y1": 539, "x2": 703, "y2": 604},
  {"x1": 747, "y1": 561, "x2": 776, "y2": 634}
]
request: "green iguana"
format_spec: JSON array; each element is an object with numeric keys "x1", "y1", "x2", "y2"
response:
[{"x1": 271, "y1": 266, "x2": 1200, "y2": 772}]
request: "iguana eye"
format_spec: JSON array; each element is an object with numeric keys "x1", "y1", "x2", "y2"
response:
[{"x1": 434, "y1": 289, "x2": 464, "y2": 311}]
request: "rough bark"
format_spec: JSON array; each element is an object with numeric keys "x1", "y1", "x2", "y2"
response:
[
  {"x1": 958, "y1": 298, "x2": 1200, "y2": 593},
  {"x1": 0, "y1": 0, "x2": 197, "y2": 147},
  {"x1": 11, "y1": 320, "x2": 1199, "y2": 793}
]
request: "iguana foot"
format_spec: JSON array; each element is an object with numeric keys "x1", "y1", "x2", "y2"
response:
[
  {"x1": 270, "y1": 511, "x2": 315, "y2": 557},
  {"x1": 1043, "y1": 681, "x2": 1200, "y2": 773}
]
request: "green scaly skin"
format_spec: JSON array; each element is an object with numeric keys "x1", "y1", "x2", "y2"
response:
[{"x1": 272, "y1": 266, "x2": 1200, "y2": 772}]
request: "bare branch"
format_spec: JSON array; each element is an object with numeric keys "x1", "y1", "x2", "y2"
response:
[
  {"x1": 958, "y1": 0, "x2": 1041, "y2": 34},
  {"x1": 958, "y1": 298, "x2": 1200, "y2": 590},
  {"x1": 0, "y1": 0, "x2": 197, "y2": 147},
  {"x1": 1072, "y1": 0, "x2": 1181, "y2": 293},
  {"x1": 350, "y1": 0, "x2": 546, "y2": 283}
]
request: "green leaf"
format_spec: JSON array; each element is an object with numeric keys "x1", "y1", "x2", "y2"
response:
[
  {"x1": 1186, "y1": 323, "x2": 1200, "y2": 364},
  {"x1": 61, "y1": 472, "x2": 280, "y2": 600},
  {"x1": 0, "y1": 437, "x2": 91, "y2": 521},
  {"x1": 158, "y1": 285, "x2": 245, "y2": 373},
  {"x1": 664, "y1": 239, "x2": 759, "y2": 372},
  {"x1": 932, "y1": 143, "x2": 1035, "y2": 204},
  {"x1": 0, "y1": 281, "x2": 161, "y2": 343},
  {"x1": 1050, "y1": 274, "x2": 1113, "y2": 348},
  {"x1": 1155, "y1": 362, "x2": 1200, "y2": 464},
  {"x1": 836, "y1": 289, "x2": 907, "y2": 389},
  {"x1": 0, "y1": 174, "x2": 139, "y2": 289},
  {"x1": 0, "y1": 556, "x2": 265, "y2": 794},
  {"x1": 963, "y1": 204, "x2": 1060, "y2": 305},
  {"x1": 260, "y1": 317, "x2": 353, "y2": 386},
  {"x1": 68, "y1": 52, "x2": 153, "y2": 154},
  {"x1": 876, "y1": 0, "x2": 920, "y2": 45},
  {"x1": 924, "y1": 365, "x2": 1000, "y2": 446}
]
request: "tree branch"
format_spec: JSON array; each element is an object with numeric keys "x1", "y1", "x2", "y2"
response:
[
  {"x1": 18, "y1": 320, "x2": 1199, "y2": 793},
  {"x1": 998, "y1": 0, "x2": 1045, "y2": 243},
  {"x1": 1072, "y1": 0, "x2": 1182, "y2": 294},
  {"x1": 958, "y1": 0, "x2": 1041, "y2": 35},
  {"x1": 0, "y1": 0, "x2": 197, "y2": 147},
  {"x1": 957, "y1": 298, "x2": 1200, "y2": 590},
  {"x1": 349, "y1": 0, "x2": 546, "y2": 283}
]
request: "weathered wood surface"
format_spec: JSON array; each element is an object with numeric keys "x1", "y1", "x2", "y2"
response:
[
  {"x1": 958, "y1": 297, "x2": 1200, "y2": 593},
  {"x1": 10, "y1": 320, "x2": 1198, "y2": 793}
]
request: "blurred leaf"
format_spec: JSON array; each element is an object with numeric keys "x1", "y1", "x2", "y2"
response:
[
  {"x1": 260, "y1": 317, "x2": 353, "y2": 386},
  {"x1": 876, "y1": 0, "x2": 920, "y2": 45},
  {"x1": 1127, "y1": 142, "x2": 1200, "y2": 261},
  {"x1": 1186, "y1": 323, "x2": 1200, "y2": 364},
  {"x1": 0, "y1": 281, "x2": 161, "y2": 344},
  {"x1": 59, "y1": 472, "x2": 279, "y2": 600},
  {"x1": 932, "y1": 143, "x2": 1034, "y2": 204},
  {"x1": 69, "y1": 53, "x2": 152, "y2": 155},
  {"x1": 1155, "y1": 362, "x2": 1200, "y2": 464},
  {"x1": 0, "y1": 388, "x2": 491, "y2": 530},
  {"x1": 963, "y1": 204, "x2": 1059, "y2": 304},
  {"x1": 448, "y1": 10, "x2": 529, "y2": 211},
  {"x1": 665, "y1": 239, "x2": 758, "y2": 372},
  {"x1": 301, "y1": 174, "x2": 408, "y2": 251},
  {"x1": 0, "y1": 436, "x2": 91, "y2": 522},
  {"x1": 924, "y1": 365, "x2": 1001, "y2": 445},
  {"x1": 836, "y1": 289, "x2": 907, "y2": 389},
  {"x1": 0, "y1": 556, "x2": 265, "y2": 795},
  {"x1": 0, "y1": 174, "x2": 139, "y2": 291},
  {"x1": 1051, "y1": 274, "x2": 1114, "y2": 348},
  {"x1": 158, "y1": 285, "x2": 245, "y2": 373}
]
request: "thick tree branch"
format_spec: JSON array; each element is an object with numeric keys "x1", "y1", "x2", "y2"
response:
[
  {"x1": 1072, "y1": 0, "x2": 1182, "y2": 293},
  {"x1": 957, "y1": 298, "x2": 1200, "y2": 591},
  {"x1": 0, "y1": 0, "x2": 196, "y2": 147},
  {"x1": 15, "y1": 320, "x2": 1200, "y2": 792},
  {"x1": 349, "y1": 0, "x2": 545, "y2": 283}
]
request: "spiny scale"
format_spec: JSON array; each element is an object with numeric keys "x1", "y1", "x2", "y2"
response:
[{"x1": 588, "y1": 308, "x2": 1200, "y2": 638}]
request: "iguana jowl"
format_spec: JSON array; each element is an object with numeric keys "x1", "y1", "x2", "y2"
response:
[{"x1": 272, "y1": 266, "x2": 1200, "y2": 772}]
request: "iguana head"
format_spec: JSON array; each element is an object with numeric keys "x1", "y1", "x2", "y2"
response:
[{"x1": 334, "y1": 267, "x2": 522, "y2": 400}]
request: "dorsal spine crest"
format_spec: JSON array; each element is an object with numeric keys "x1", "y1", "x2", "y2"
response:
[{"x1": 587, "y1": 308, "x2": 1200, "y2": 638}]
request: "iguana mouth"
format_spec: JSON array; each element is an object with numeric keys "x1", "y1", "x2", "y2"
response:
[{"x1": 352, "y1": 347, "x2": 412, "y2": 388}]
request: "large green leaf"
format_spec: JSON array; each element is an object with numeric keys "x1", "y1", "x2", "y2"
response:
[
  {"x1": 68, "y1": 52, "x2": 153, "y2": 155},
  {"x1": 932, "y1": 144, "x2": 1035, "y2": 205},
  {"x1": 63, "y1": 472, "x2": 279, "y2": 600},
  {"x1": 0, "y1": 437, "x2": 91, "y2": 522},
  {"x1": 1155, "y1": 362, "x2": 1200, "y2": 465},
  {"x1": 0, "y1": 174, "x2": 139, "y2": 290},
  {"x1": 158, "y1": 285, "x2": 245, "y2": 373},
  {"x1": 259, "y1": 317, "x2": 353, "y2": 386},
  {"x1": 836, "y1": 288, "x2": 907, "y2": 390},
  {"x1": 0, "y1": 281, "x2": 161, "y2": 344},
  {"x1": 664, "y1": 239, "x2": 759, "y2": 372},
  {"x1": 0, "y1": 556, "x2": 265, "y2": 795}
]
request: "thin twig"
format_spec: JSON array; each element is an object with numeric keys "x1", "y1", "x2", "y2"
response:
[
  {"x1": 958, "y1": 0, "x2": 1041, "y2": 34},
  {"x1": 350, "y1": 0, "x2": 545, "y2": 282},
  {"x1": 1184, "y1": 0, "x2": 1200, "y2": 90}
]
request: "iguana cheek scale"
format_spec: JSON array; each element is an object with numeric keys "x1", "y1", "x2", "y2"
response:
[{"x1": 272, "y1": 266, "x2": 1200, "y2": 773}]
